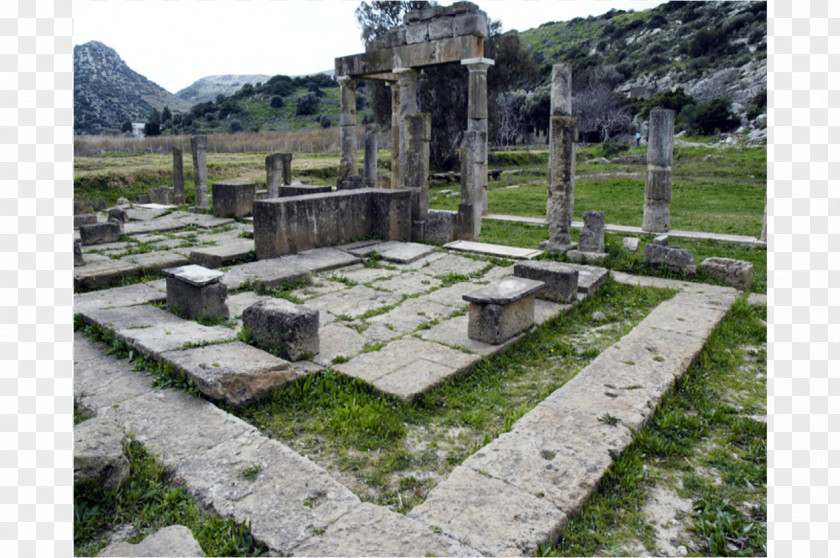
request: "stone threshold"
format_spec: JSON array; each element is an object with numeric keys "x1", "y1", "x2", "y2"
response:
[
  {"x1": 484, "y1": 213, "x2": 766, "y2": 249},
  {"x1": 74, "y1": 263, "x2": 739, "y2": 556}
]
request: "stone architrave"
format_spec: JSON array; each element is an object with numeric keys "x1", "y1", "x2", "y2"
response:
[
  {"x1": 395, "y1": 68, "x2": 419, "y2": 189},
  {"x1": 642, "y1": 109, "x2": 675, "y2": 233},
  {"x1": 402, "y1": 114, "x2": 431, "y2": 220},
  {"x1": 172, "y1": 147, "x2": 185, "y2": 204},
  {"x1": 540, "y1": 64, "x2": 577, "y2": 253},
  {"x1": 363, "y1": 125, "x2": 379, "y2": 188},
  {"x1": 190, "y1": 135, "x2": 209, "y2": 210},
  {"x1": 338, "y1": 77, "x2": 358, "y2": 185},
  {"x1": 457, "y1": 129, "x2": 486, "y2": 240},
  {"x1": 265, "y1": 153, "x2": 291, "y2": 198},
  {"x1": 389, "y1": 81, "x2": 401, "y2": 189},
  {"x1": 462, "y1": 57, "x2": 494, "y2": 216}
]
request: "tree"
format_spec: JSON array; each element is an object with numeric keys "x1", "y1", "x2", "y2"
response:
[
  {"x1": 354, "y1": 1, "x2": 430, "y2": 44},
  {"x1": 144, "y1": 108, "x2": 161, "y2": 137},
  {"x1": 495, "y1": 90, "x2": 526, "y2": 147},
  {"x1": 295, "y1": 92, "x2": 319, "y2": 115},
  {"x1": 161, "y1": 105, "x2": 172, "y2": 123},
  {"x1": 228, "y1": 119, "x2": 243, "y2": 133},
  {"x1": 270, "y1": 96, "x2": 284, "y2": 109},
  {"x1": 521, "y1": 85, "x2": 551, "y2": 139},
  {"x1": 679, "y1": 98, "x2": 740, "y2": 135},
  {"x1": 573, "y1": 81, "x2": 632, "y2": 143},
  {"x1": 120, "y1": 119, "x2": 132, "y2": 134}
]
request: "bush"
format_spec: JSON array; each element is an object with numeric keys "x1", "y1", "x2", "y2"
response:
[
  {"x1": 744, "y1": 90, "x2": 766, "y2": 121},
  {"x1": 680, "y1": 98, "x2": 740, "y2": 135},
  {"x1": 295, "y1": 92, "x2": 320, "y2": 116},
  {"x1": 228, "y1": 119, "x2": 243, "y2": 133},
  {"x1": 318, "y1": 114, "x2": 331, "y2": 128},
  {"x1": 635, "y1": 87, "x2": 697, "y2": 119},
  {"x1": 270, "y1": 96, "x2": 284, "y2": 109}
]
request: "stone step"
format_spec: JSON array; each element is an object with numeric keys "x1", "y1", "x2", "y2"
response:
[
  {"x1": 190, "y1": 240, "x2": 255, "y2": 268},
  {"x1": 74, "y1": 258, "x2": 142, "y2": 291},
  {"x1": 443, "y1": 240, "x2": 543, "y2": 260},
  {"x1": 74, "y1": 280, "x2": 166, "y2": 314},
  {"x1": 221, "y1": 258, "x2": 312, "y2": 291}
]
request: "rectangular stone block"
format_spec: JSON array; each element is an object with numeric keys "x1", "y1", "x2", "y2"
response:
[
  {"x1": 456, "y1": 202, "x2": 481, "y2": 241},
  {"x1": 424, "y1": 209, "x2": 456, "y2": 245},
  {"x1": 453, "y1": 13, "x2": 488, "y2": 37},
  {"x1": 699, "y1": 257, "x2": 754, "y2": 290},
  {"x1": 242, "y1": 298, "x2": 319, "y2": 361},
  {"x1": 149, "y1": 186, "x2": 175, "y2": 205},
  {"x1": 166, "y1": 276, "x2": 229, "y2": 321},
  {"x1": 79, "y1": 221, "x2": 122, "y2": 246},
  {"x1": 429, "y1": 16, "x2": 454, "y2": 40},
  {"x1": 464, "y1": 278, "x2": 544, "y2": 345},
  {"x1": 513, "y1": 261, "x2": 579, "y2": 303},
  {"x1": 369, "y1": 189, "x2": 412, "y2": 243},
  {"x1": 405, "y1": 22, "x2": 429, "y2": 44},
  {"x1": 279, "y1": 184, "x2": 332, "y2": 197},
  {"x1": 212, "y1": 182, "x2": 255, "y2": 218},
  {"x1": 75, "y1": 214, "x2": 98, "y2": 229},
  {"x1": 189, "y1": 241, "x2": 254, "y2": 269}
]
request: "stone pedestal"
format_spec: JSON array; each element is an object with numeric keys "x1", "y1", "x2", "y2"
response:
[
  {"x1": 242, "y1": 298, "x2": 320, "y2": 361},
  {"x1": 164, "y1": 264, "x2": 229, "y2": 321},
  {"x1": 462, "y1": 57, "x2": 494, "y2": 216},
  {"x1": 463, "y1": 278, "x2": 545, "y2": 345},
  {"x1": 212, "y1": 182, "x2": 255, "y2": 218},
  {"x1": 513, "y1": 261, "x2": 579, "y2": 304},
  {"x1": 74, "y1": 240, "x2": 85, "y2": 267},
  {"x1": 402, "y1": 114, "x2": 431, "y2": 220},
  {"x1": 266, "y1": 153, "x2": 292, "y2": 197},
  {"x1": 172, "y1": 147, "x2": 185, "y2": 204},
  {"x1": 700, "y1": 257, "x2": 754, "y2": 290},
  {"x1": 190, "y1": 135, "x2": 209, "y2": 210},
  {"x1": 457, "y1": 130, "x2": 486, "y2": 240},
  {"x1": 149, "y1": 186, "x2": 175, "y2": 205},
  {"x1": 338, "y1": 77, "x2": 358, "y2": 185},
  {"x1": 363, "y1": 125, "x2": 379, "y2": 188},
  {"x1": 642, "y1": 109, "x2": 675, "y2": 233}
]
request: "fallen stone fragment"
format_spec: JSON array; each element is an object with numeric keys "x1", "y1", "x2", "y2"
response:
[
  {"x1": 98, "y1": 525, "x2": 205, "y2": 557},
  {"x1": 700, "y1": 257, "x2": 754, "y2": 290},
  {"x1": 74, "y1": 417, "x2": 129, "y2": 490},
  {"x1": 242, "y1": 298, "x2": 320, "y2": 361}
]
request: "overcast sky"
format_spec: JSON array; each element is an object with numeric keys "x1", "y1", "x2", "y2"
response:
[{"x1": 73, "y1": 0, "x2": 669, "y2": 94}]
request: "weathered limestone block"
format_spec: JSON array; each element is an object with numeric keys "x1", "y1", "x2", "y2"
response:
[
  {"x1": 390, "y1": 82, "x2": 401, "y2": 189},
  {"x1": 406, "y1": 22, "x2": 429, "y2": 44},
  {"x1": 107, "y1": 207, "x2": 127, "y2": 225},
  {"x1": 98, "y1": 525, "x2": 205, "y2": 557},
  {"x1": 540, "y1": 115, "x2": 577, "y2": 251},
  {"x1": 424, "y1": 209, "x2": 457, "y2": 245},
  {"x1": 172, "y1": 147, "x2": 185, "y2": 204},
  {"x1": 453, "y1": 12, "x2": 488, "y2": 37},
  {"x1": 191, "y1": 135, "x2": 209, "y2": 209},
  {"x1": 513, "y1": 261, "x2": 579, "y2": 303},
  {"x1": 136, "y1": 193, "x2": 151, "y2": 204},
  {"x1": 79, "y1": 221, "x2": 122, "y2": 246},
  {"x1": 463, "y1": 278, "x2": 545, "y2": 344},
  {"x1": 212, "y1": 181, "x2": 255, "y2": 218},
  {"x1": 74, "y1": 240, "x2": 85, "y2": 267},
  {"x1": 266, "y1": 153, "x2": 292, "y2": 197},
  {"x1": 457, "y1": 129, "x2": 486, "y2": 240},
  {"x1": 149, "y1": 186, "x2": 175, "y2": 205},
  {"x1": 653, "y1": 234, "x2": 669, "y2": 246},
  {"x1": 74, "y1": 201, "x2": 94, "y2": 214},
  {"x1": 429, "y1": 16, "x2": 454, "y2": 40},
  {"x1": 623, "y1": 237, "x2": 641, "y2": 253},
  {"x1": 403, "y1": 113, "x2": 431, "y2": 220},
  {"x1": 338, "y1": 77, "x2": 358, "y2": 184},
  {"x1": 93, "y1": 199, "x2": 107, "y2": 212},
  {"x1": 339, "y1": 175, "x2": 365, "y2": 190},
  {"x1": 363, "y1": 125, "x2": 378, "y2": 188},
  {"x1": 644, "y1": 243, "x2": 695, "y2": 273},
  {"x1": 279, "y1": 184, "x2": 332, "y2": 197},
  {"x1": 578, "y1": 210, "x2": 605, "y2": 253},
  {"x1": 164, "y1": 265, "x2": 229, "y2": 321},
  {"x1": 700, "y1": 257, "x2": 754, "y2": 290},
  {"x1": 243, "y1": 298, "x2": 319, "y2": 361},
  {"x1": 74, "y1": 214, "x2": 97, "y2": 228},
  {"x1": 190, "y1": 240, "x2": 254, "y2": 269},
  {"x1": 647, "y1": 109, "x2": 675, "y2": 168},
  {"x1": 74, "y1": 417, "x2": 129, "y2": 490},
  {"x1": 566, "y1": 249, "x2": 607, "y2": 265},
  {"x1": 760, "y1": 203, "x2": 767, "y2": 242}
]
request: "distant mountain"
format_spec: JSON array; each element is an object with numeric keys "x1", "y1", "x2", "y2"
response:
[
  {"x1": 74, "y1": 41, "x2": 192, "y2": 135},
  {"x1": 176, "y1": 75, "x2": 273, "y2": 105}
]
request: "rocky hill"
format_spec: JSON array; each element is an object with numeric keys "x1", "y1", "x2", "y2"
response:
[
  {"x1": 74, "y1": 41, "x2": 192, "y2": 135},
  {"x1": 176, "y1": 75, "x2": 272, "y2": 105},
  {"x1": 519, "y1": 0, "x2": 766, "y2": 111}
]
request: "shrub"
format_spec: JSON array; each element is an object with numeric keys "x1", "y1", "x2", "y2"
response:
[
  {"x1": 680, "y1": 98, "x2": 740, "y2": 135},
  {"x1": 744, "y1": 90, "x2": 766, "y2": 121},
  {"x1": 270, "y1": 96, "x2": 284, "y2": 109},
  {"x1": 318, "y1": 114, "x2": 331, "y2": 128},
  {"x1": 295, "y1": 92, "x2": 320, "y2": 116},
  {"x1": 228, "y1": 119, "x2": 243, "y2": 133}
]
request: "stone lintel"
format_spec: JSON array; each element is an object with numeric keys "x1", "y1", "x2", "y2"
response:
[{"x1": 336, "y1": 35, "x2": 483, "y2": 78}]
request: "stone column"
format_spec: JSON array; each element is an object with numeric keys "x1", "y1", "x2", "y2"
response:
[
  {"x1": 172, "y1": 147, "x2": 185, "y2": 204},
  {"x1": 642, "y1": 109, "x2": 675, "y2": 233},
  {"x1": 403, "y1": 114, "x2": 431, "y2": 221},
  {"x1": 760, "y1": 202, "x2": 767, "y2": 242},
  {"x1": 389, "y1": 81, "x2": 401, "y2": 189},
  {"x1": 395, "y1": 68, "x2": 418, "y2": 189},
  {"x1": 338, "y1": 76, "x2": 358, "y2": 185},
  {"x1": 540, "y1": 64, "x2": 576, "y2": 252},
  {"x1": 462, "y1": 58, "x2": 494, "y2": 216},
  {"x1": 457, "y1": 130, "x2": 487, "y2": 240},
  {"x1": 265, "y1": 153, "x2": 284, "y2": 198},
  {"x1": 363, "y1": 125, "x2": 379, "y2": 188},
  {"x1": 190, "y1": 135, "x2": 209, "y2": 210}
]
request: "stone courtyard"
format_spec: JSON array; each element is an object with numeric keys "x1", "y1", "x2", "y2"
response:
[{"x1": 73, "y1": 202, "x2": 747, "y2": 556}]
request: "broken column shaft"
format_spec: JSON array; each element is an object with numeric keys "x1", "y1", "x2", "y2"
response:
[
  {"x1": 190, "y1": 135, "x2": 209, "y2": 210},
  {"x1": 540, "y1": 64, "x2": 576, "y2": 252},
  {"x1": 403, "y1": 114, "x2": 431, "y2": 221},
  {"x1": 390, "y1": 81, "x2": 401, "y2": 189},
  {"x1": 395, "y1": 68, "x2": 419, "y2": 189},
  {"x1": 172, "y1": 147, "x2": 185, "y2": 204},
  {"x1": 363, "y1": 125, "x2": 379, "y2": 188},
  {"x1": 338, "y1": 76, "x2": 358, "y2": 185},
  {"x1": 462, "y1": 57, "x2": 494, "y2": 216},
  {"x1": 642, "y1": 109, "x2": 675, "y2": 233},
  {"x1": 266, "y1": 153, "x2": 292, "y2": 198}
]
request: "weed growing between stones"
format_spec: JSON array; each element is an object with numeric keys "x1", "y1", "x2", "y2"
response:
[
  {"x1": 242, "y1": 278, "x2": 307, "y2": 304},
  {"x1": 539, "y1": 298, "x2": 766, "y2": 557},
  {"x1": 74, "y1": 436, "x2": 265, "y2": 557},
  {"x1": 229, "y1": 280, "x2": 674, "y2": 514}
]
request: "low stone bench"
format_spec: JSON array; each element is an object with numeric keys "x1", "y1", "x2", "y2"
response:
[
  {"x1": 463, "y1": 277, "x2": 545, "y2": 345},
  {"x1": 513, "y1": 261, "x2": 579, "y2": 303},
  {"x1": 163, "y1": 264, "x2": 229, "y2": 321},
  {"x1": 242, "y1": 298, "x2": 319, "y2": 361},
  {"x1": 212, "y1": 181, "x2": 256, "y2": 218}
]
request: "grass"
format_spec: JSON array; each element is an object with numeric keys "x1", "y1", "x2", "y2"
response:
[
  {"x1": 226, "y1": 279, "x2": 675, "y2": 512},
  {"x1": 539, "y1": 297, "x2": 766, "y2": 557},
  {"x1": 74, "y1": 434, "x2": 265, "y2": 557}
]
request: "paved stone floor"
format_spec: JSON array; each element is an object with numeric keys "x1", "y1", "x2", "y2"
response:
[{"x1": 74, "y1": 211, "x2": 741, "y2": 556}]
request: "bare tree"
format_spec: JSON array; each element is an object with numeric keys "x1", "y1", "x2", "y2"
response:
[
  {"x1": 573, "y1": 81, "x2": 632, "y2": 143},
  {"x1": 495, "y1": 90, "x2": 527, "y2": 147}
]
